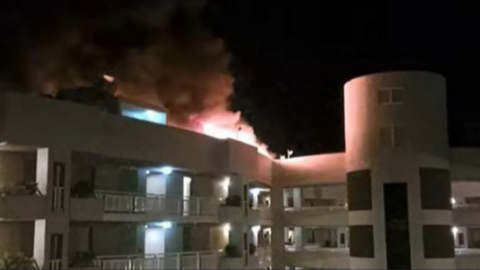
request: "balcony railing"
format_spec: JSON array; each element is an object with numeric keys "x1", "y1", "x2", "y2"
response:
[
  {"x1": 284, "y1": 205, "x2": 347, "y2": 212},
  {"x1": 255, "y1": 246, "x2": 271, "y2": 267},
  {"x1": 453, "y1": 203, "x2": 480, "y2": 209},
  {"x1": 455, "y1": 248, "x2": 480, "y2": 255},
  {"x1": 94, "y1": 191, "x2": 219, "y2": 216},
  {"x1": 49, "y1": 259, "x2": 62, "y2": 269},
  {"x1": 285, "y1": 244, "x2": 350, "y2": 253},
  {"x1": 96, "y1": 251, "x2": 221, "y2": 270}
]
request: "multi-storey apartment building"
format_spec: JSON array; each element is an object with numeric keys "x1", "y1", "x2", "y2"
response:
[{"x1": 0, "y1": 71, "x2": 479, "y2": 269}]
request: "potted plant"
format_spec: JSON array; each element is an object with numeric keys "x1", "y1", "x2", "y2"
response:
[
  {"x1": 0, "y1": 252, "x2": 39, "y2": 269},
  {"x1": 225, "y1": 195, "x2": 242, "y2": 207},
  {"x1": 69, "y1": 251, "x2": 97, "y2": 268},
  {"x1": 71, "y1": 180, "x2": 95, "y2": 198},
  {"x1": 224, "y1": 244, "x2": 242, "y2": 258}
]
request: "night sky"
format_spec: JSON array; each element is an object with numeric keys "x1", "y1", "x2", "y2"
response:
[{"x1": 202, "y1": 1, "x2": 480, "y2": 156}]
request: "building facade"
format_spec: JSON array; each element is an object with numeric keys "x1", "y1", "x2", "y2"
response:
[{"x1": 0, "y1": 71, "x2": 479, "y2": 269}]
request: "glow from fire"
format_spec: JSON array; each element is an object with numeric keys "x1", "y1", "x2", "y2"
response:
[{"x1": 201, "y1": 122, "x2": 271, "y2": 157}]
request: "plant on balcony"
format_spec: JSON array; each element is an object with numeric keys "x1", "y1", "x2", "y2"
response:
[
  {"x1": 69, "y1": 251, "x2": 97, "y2": 268},
  {"x1": 71, "y1": 180, "x2": 95, "y2": 198},
  {"x1": 223, "y1": 244, "x2": 242, "y2": 258},
  {"x1": 224, "y1": 195, "x2": 242, "y2": 207},
  {"x1": 24, "y1": 182, "x2": 42, "y2": 196},
  {"x1": 0, "y1": 252, "x2": 39, "y2": 269}
]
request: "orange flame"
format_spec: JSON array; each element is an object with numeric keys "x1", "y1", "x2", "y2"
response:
[{"x1": 201, "y1": 121, "x2": 271, "y2": 157}]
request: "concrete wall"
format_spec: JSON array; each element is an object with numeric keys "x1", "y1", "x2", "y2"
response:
[
  {"x1": 277, "y1": 153, "x2": 346, "y2": 187},
  {"x1": 210, "y1": 225, "x2": 228, "y2": 250},
  {"x1": 187, "y1": 224, "x2": 212, "y2": 251},
  {"x1": 0, "y1": 92, "x2": 273, "y2": 183},
  {"x1": 450, "y1": 148, "x2": 480, "y2": 181},
  {"x1": 0, "y1": 222, "x2": 34, "y2": 256},
  {"x1": 452, "y1": 182, "x2": 480, "y2": 203}
]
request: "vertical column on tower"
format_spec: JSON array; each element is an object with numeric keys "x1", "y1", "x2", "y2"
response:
[
  {"x1": 344, "y1": 71, "x2": 455, "y2": 269},
  {"x1": 271, "y1": 162, "x2": 286, "y2": 269},
  {"x1": 34, "y1": 148, "x2": 71, "y2": 269}
]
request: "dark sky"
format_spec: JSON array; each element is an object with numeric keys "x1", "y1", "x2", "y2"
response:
[{"x1": 202, "y1": 0, "x2": 480, "y2": 156}]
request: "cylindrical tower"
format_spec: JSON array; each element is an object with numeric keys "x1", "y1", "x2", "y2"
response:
[{"x1": 344, "y1": 71, "x2": 454, "y2": 269}]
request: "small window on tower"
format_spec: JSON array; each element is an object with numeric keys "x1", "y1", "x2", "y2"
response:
[
  {"x1": 391, "y1": 88, "x2": 404, "y2": 104},
  {"x1": 393, "y1": 126, "x2": 406, "y2": 147},
  {"x1": 378, "y1": 87, "x2": 404, "y2": 105},
  {"x1": 378, "y1": 89, "x2": 390, "y2": 105}
]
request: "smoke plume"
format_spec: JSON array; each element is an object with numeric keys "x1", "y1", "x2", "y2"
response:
[
  {"x1": 14, "y1": 1, "x2": 231, "y2": 125},
  {"x1": 0, "y1": 0, "x2": 270, "y2": 154}
]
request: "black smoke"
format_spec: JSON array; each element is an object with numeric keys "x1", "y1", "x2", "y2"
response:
[{"x1": 0, "y1": 0, "x2": 233, "y2": 125}]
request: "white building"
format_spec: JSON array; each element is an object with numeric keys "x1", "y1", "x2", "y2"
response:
[{"x1": 0, "y1": 71, "x2": 479, "y2": 269}]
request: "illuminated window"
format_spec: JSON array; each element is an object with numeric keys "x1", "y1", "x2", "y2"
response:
[
  {"x1": 378, "y1": 87, "x2": 404, "y2": 105},
  {"x1": 120, "y1": 103, "x2": 167, "y2": 125}
]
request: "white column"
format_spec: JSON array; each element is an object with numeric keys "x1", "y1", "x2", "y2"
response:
[
  {"x1": 34, "y1": 148, "x2": 71, "y2": 270},
  {"x1": 293, "y1": 188, "x2": 302, "y2": 209},
  {"x1": 294, "y1": 227, "x2": 303, "y2": 250}
]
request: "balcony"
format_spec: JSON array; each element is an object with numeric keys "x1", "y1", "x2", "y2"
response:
[
  {"x1": 284, "y1": 245, "x2": 350, "y2": 269},
  {"x1": 71, "y1": 191, "x2": 219, "y2": 223},
  {"x1": 218, "y1": 195, "x2": 244, "y2": 223},
  {"x1": 248, "y1": 206, "x2": 272, "y2": 225},
  {"x1": 0, "y1": 183, "x2": 46, "y2": 220},
  {"x1": 456, "y1": 249, "x2": 480, "y2": 269},
  {"x1": 283, "y1": 205, "x2": 348, "y2": 227},
  {"x1": 96, "y1": 251, "x2": 221, "y2": 270},
  {"x1": 252, "y1": 246, "x2": 271, "y2": 268},
  {"x1": 453, "y1": 203, "x2": 480, "y2": 226}
]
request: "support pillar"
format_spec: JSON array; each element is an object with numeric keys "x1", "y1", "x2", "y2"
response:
[
  {"x1": 271, "y1": 163, "x2": 285, "y2": 269},
  {"x1": 293, "y1": 188, "x2": 302, "y2": 209},
  {"x1": 34, "y1": 148, "x2": 71, "y2": 270}
]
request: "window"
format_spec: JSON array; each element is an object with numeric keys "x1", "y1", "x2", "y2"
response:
[
  {"x1": 379, "y1": 126, "x2": 406, "y2": 147},
  {"x1": 50, "y1": 234, "x2": 63, "y2": 259},
  {"x1": 378, "y1": 87, "x2": 404, "y2": 105},
  {"x1": 340, "y1": 233, "x2": 346, "y2": 245},
  {"x1": 458, "y1": 232, "x2": 465, "y2": 246},
  {"x1": 52, "y1": 162, "x2": 66, "y2": 212}
]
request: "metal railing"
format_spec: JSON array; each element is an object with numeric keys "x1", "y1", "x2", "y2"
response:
[
  {"x1": 284, "y1": 205, "x2": 347, "y2": 212},
  {"x1": 285, "y1": 245, "x2": 350, "y2": 253},
  {"x1": 255, "y1": 246, "x2": 271, "y2": 267},
  {"x1": 49, "y1": 259, "x2": 62, "y2": 269},
  {"x1": 94, "y1": 190, "x2": 219, "y2": 216},
  {"x1": 96, "y1": 251, "x2": 221, "y2": 270},
  {"x1": 453, "y1": 203, "x2": 480, "y2": 209},
  {"x1": 455, "y1": 248, "x2": 480, "y2": 255}
]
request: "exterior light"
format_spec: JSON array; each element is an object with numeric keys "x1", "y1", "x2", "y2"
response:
[
  {"x1": 452, "y1": 226, "x2": 458, "y2": 235},
  {"x1": 145, "y1": 170, "x2": 150, "y2": 175},
  {"x1": 159, "y1": 166, "x2": 173, "y2": 175},
  {"x1": 159, "y1": 221, "x2": 172, "y2": 229},
  {"x1": 147, "y1": 221, "x2": 172, "y2": 229},
  {"x1": 251, "y1": 225, "x2": 261, "y2": 234},
  {"x1": 250, "y1": 188, "x2": 261, "y2": 197},
  {"x1": 451, "y1": 197, "x2": 456, "y2": 205},
  {"x1": 222, "y1": 223, "x2": 231, "y2": 235},
  {"x1": 222, "y1": 177, "x2": 230, "y2": 191},
  {"x1": 145, "y1": 110, "x2": 156, "y2": 119}
]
